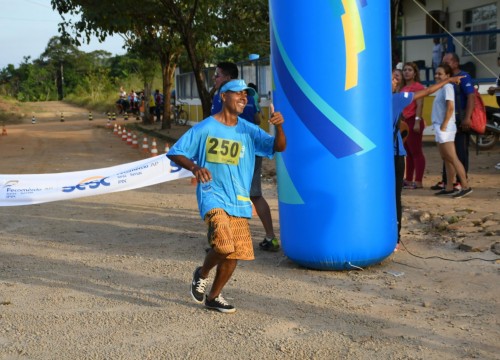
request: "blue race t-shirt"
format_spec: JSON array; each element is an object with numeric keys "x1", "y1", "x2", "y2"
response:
[
  {"x1": 392, "y1": 92, "x2": 414, "y2": 156},
  {"x1": 168, "y1": 116, "x2": 275, "y2": 218}
]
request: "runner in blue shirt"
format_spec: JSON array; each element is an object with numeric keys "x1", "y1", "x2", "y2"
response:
[{"x1": 168, "y1": 79, "x2": 286, "y2": 313}]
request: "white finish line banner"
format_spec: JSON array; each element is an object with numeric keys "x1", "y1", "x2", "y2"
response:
[{"x1": 0, "y1": 154, "x2": 192, "y2": 206}]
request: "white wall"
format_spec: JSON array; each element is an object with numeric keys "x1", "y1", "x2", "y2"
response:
[{"x1": 401, "y1": 0, "x2": 499, "y2": 81}]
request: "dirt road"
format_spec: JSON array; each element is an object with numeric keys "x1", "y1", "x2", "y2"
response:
[{"x1": 0, "y1": 101, "x2": 499, "y2": 359}]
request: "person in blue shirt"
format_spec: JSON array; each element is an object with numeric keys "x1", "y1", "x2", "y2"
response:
[
  {"x1": 168, "y1": 79, "x2": 286, "y2": 313},
  {"x1": 392, "y1": 69, "x2": 463, "y2": 251},
  {"x1": 210, "y1": 63, "x2": 280, "y2": 252},
  {"x1": 238, "y1": 82, "x2": 280, "y2": 252}
]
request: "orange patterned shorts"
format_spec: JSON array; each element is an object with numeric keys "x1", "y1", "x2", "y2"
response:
[{"x1": 204, "y1": 208, "x2": 254, "y2": 260}]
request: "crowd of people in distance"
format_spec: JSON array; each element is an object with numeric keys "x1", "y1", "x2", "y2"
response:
[
  {"x1": 392, "y1": 51, "x2": 480, "y2": 251},
  {"x1": 115, "y1": 87, "x2": 143, "y2": 115}
]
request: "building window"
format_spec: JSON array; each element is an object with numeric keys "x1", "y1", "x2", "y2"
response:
[{"x1": 463, "y1": 4, "x2": 497, "y2": 55}]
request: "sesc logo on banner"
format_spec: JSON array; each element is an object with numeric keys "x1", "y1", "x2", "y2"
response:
[{"x1": 62, "y1": 176, "x2": 111, "y2": 193}]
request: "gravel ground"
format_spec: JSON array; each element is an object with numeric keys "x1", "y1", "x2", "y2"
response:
[{"x1": 0, "y1": 102, "x2": 499, "y2": 359}]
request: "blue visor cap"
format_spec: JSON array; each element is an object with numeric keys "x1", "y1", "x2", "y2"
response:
[{"x1": 219, "y1": 79, "x2": 256, "y2": 97}]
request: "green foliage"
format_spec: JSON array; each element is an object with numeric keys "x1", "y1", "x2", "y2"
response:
[{"x1": 3, "y1": 0, "x2": 271, "y2": 119}]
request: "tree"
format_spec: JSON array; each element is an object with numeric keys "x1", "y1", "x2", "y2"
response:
[
  {"x1": 51, "y1": 0, "x2": 270, "y2": 118},
  {"x1": 157, "y1": 0, "x2": 269, "y2": 117},
  {"x1": 51, "y1": 0, "x2": 183, "y2": 127},
  {"x1": 40, "y1": 36, "x2": 82, "y2": 100}
]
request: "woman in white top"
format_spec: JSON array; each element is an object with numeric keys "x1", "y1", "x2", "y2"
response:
[{"x1": 431, "y1": 64, "x2": 472, "y2": 198}]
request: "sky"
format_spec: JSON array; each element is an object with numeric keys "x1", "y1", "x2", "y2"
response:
[{"x1": 0, "y1": 0, "x2": 126, "y2": 69}]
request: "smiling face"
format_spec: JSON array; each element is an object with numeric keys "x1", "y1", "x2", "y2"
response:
[
  {"x1": 221, "y1": 90, "x2": 248, "y2": 114},
  {"x1": 434, "y1": 66, "x2": 449, "y2": 83}
]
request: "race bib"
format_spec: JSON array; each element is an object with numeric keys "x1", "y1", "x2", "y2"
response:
[{"x1": 206, "y1": 136, "x2": 242, "y2": 165}]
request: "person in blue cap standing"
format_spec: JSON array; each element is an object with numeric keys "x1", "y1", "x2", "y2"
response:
[{"x1": 168, "y1": 79, "x2": 287, "y2": 313}]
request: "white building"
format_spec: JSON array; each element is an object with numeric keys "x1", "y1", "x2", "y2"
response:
[{"x1": 399, "y1": 0, "x2": 499, "y2": 82}]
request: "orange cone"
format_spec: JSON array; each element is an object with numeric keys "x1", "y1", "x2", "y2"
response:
[
  {"x1": 121, "y1": 130, "x2": 128, "y2": 141},
  {"x1": 141, "y1": 137, "x2": 149, "y2": 153},
  {"x1": 117, "y1": 126, "x2": 122, "y2": 137},
  {"x1": 164, "y1": 142, "x2": 170, "y2": 154},
  {"x1": 126, "y1": 132, "x2": 132, "y2": 145},
  {"x1": 150, "y1": 138, "x2": 158, "y2": 157},
  {"x1": 106, "y1": 119, "x2": 112, "y2": 129},
  {"x1": 131, "y1": 133, "x2": 138, "y2": 148},
  {"x1": 1, "y1": 124, "x2": 7, "y2": 136},
  {"x1": 113, "y1": 124, "x2": 118, "y2": 134}
]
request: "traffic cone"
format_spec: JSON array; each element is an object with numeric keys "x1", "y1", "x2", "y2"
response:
[
  {"x1": 131, "y1": 133, "x2": 138, "y2": 148},
  {"x1": 106, "y1": 118, "x2": 112, "y2": 128},
  {"x1": 31, "y1": 115, "x2": 36, "y2": 124},
  {"x1": 124, "y1": 112, "x2": 128, "y2": 121},
  {"x1": 113, "y1": 124, "x2": 118, "y2": 134},
  {"x1": 141, "y1": 136, "x2": 149, "y2": 153},
  {"x1": 164, "y1": 142, "x2": 170, "y2": 154},
  {"x1": 150, "y1": 138, "x2": 158, "y2": 157},
  {"x1": 88, "y1": 111, "x2": 93, "y2": 121},
  {"x1": 1, "y1": 124, "x2": 7, "y2": 136},
  {"x1": 121, "y1": 129, "x2": 128, "y2": 141},
  {"x1": 117, "y1": 126, "x2": 122, "y2": 137},
  {"x1": 126, "y1": 132, "x2": 132, "y2": 145},
  {"x1": 60, "y1": 112, "x2": 64, "y2": 122}
]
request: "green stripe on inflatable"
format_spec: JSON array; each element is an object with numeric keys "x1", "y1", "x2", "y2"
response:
[{"x1": 276, "y1": 153, "x2": 304, "y2": 205}]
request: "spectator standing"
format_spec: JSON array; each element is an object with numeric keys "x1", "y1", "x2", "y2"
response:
[
  {"x1": 116, "y1": 86, "x2": 129, "y2": 114},
  {"x1": 401, "y1": 62, "x2": 426, "y2": 189},
  {"x1": 242, "y1": 82, "x2": 280, "y2": 251},
  {"x1": 392, "y1": 69, "x2": 465, "y2": 250},
  {"x1": 154, "y1": 89, "x2": 163, "y2": 122},
  {"x1": 432, "y1": 38, "x2": 444, "y2": 71},
  {"x1": 431, "y1": 64, "x2": 472, "y2": 198},
  {"x1": 431, "y1": 53, "x2": 475, "y2": 190},
  {"x1": 487, "y1": 53, "x2": 500, "y2": 108}
]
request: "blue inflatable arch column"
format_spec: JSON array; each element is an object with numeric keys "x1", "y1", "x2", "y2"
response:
[{"x1": 271, "y1": 0, "x2": 394, "y2": 270}]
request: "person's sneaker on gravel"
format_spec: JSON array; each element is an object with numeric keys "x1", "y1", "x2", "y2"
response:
[
  {"x1": 452, "y1": 187, "x2": 473, "y2": 199},
  {"x1": 190, "y1": 266, "x2": 208, "y2": 304},
  {"x1": 430, "y1": 181, "x2": 445, "y2": 190},
  {"x1": 204, "y1": 294, "x2": 236, "y2": 313},
  {"x1": 259, "y1": 237, "x2": 280, "y2": 252},
  {"x1": 434, "y1": 189, "x2": 457, "y2": 196}
]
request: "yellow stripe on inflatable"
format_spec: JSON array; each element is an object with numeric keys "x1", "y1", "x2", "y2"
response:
[{"x1": 341, "y1": 0, "x2": 365, "y2": 90}]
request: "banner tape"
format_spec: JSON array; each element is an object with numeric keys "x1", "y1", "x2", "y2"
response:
[{"x1": 0, "y1": 154, "x2": 192, "y2": 206}]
